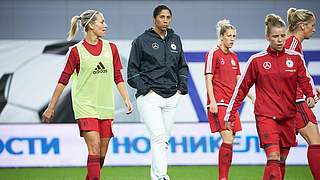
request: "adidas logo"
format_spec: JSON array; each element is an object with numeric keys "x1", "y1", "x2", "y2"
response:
[{"x1": 93, "y1": 62, "x2": 107, "y2": 74}]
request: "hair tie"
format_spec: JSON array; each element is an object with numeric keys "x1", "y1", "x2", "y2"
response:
[
  {"x1": 301, "y1": 16, "x2": 314, "y2": 24},
  {"x1": 84, "y1": 11, "x2": 98, "y2": 28}
]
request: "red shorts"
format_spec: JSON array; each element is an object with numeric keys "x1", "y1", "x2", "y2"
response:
[
  {"x1": 296, "y1": 102, "x2": 317, "y2": 130},
  {"x1": 256, "y1": 116, "x2": 297, "y2": 148},
  {"x1": 207, "y1": 106, "x2": 241, "y2": 133},
  {"x1": 76, "y1": 118, "x2": 114, "y2": 138}
]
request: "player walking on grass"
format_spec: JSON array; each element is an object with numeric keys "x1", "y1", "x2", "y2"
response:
[
  {"x1": 42, "y1": 10, "x2": 133, "y2": 180},
  {"x1": 224, "y1": 14, "x2": 317, "y2": 180},
  {"x1": 204, "y1": 19, "x2": 255, "y2": 180},
  {"x1": 127, "y1": 5, "x2": 188, "y2": 180},
  {"x1": 285, "y1": 8, "x2": 320, "y2": 180}
]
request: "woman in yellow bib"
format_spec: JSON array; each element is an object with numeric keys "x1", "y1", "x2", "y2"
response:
[{"x1": 42, "y1": 10, "x2": 133, "y2": 180}]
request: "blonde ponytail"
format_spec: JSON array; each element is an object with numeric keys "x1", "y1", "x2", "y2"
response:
[
  {"x1": 287, "y1": 7, "x2": 314, "y2": 34},
  {"x1": 67, "y1": 16, "x2": 81, "y2": 41},
  {"x1": 66, "y1": 10, "x2": 100, "y2": 41}
]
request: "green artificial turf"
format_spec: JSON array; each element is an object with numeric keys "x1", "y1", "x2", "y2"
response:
[{"x1": 0, "y1": 165, "x2": 313, "y2": 180}]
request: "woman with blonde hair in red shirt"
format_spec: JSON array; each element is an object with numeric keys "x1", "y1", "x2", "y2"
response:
[
  {"x1": 285, "y1": 7, "x2": 320, "y2": 180},
  {"x1": 204, "y1": 19, "x2": 254, "y2": 180},
  {"x1": 225, "y1": 14, "x2": 316, "y2": 180}
]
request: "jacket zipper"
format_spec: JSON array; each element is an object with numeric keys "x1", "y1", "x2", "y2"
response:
[
  {"x1": 277, "y1": 55, "x2": 283, "y2": 116},
  {"x1": 163, "y1": 38, "x2": 167, "y2": 64},
  {"x1": 162, "y1": 38, "x2": 167, "y2": 84},
  {"x1": 163, "y1": 37, "x2": 178, "y2": 84}
]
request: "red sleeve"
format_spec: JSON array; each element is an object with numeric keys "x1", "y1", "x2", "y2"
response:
[
  {"x1": 58, "y1": 46, "x2": 80, "y2": 85},
  {"x1": 204, "y1": 49, "x2": 217, "y2": 75},
  {"x1": 225, "y1": 57, "x2": 257, "y2": 122},
  {"x1": 110, "y1": 42, "x2": 124, "y2": 84},
  {"x1": 114, "y1": 70, "x2": 124, "y2": 84},
  {"x1": 110, "y1": 43, "x2": 123, "y2": 70},
  {"x1": 296, "y1": 54, "x2": 316, "y2": 99},
  {"x1": 235, "y1": 55, "x2": 241, "y2": 75}
]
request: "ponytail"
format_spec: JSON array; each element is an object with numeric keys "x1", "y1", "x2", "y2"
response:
[
  {"x1": 66, "y1": 10, "x2": 100, "y2": 41},
  {"x1": 67, "y1": 16, "x2": 81, "y2": 41},
  {"x1": 287, "y1": 7, "x2": 314, "y2": 34}
]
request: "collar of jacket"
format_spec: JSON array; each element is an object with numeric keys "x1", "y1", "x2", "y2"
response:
[
  {"x1": 267, "y1": 45, "x2": 285, "y2": 57},
  {"x1": 145, "y1": 28, "x2": 174, "y2": 39}
]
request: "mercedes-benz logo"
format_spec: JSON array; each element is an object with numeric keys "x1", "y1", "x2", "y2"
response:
[
  {"x1": 152, "y1": 43, "x2": 159, "y2": 49},
  {"x1": 263, "y1": 62, "x2": 271, "y2": 70}
]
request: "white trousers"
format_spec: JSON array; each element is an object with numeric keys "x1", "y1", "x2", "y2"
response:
[{"x1": 137, "y1": 92, "x2": 180, "y2": 180}]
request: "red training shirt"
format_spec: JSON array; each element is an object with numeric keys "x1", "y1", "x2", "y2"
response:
[
  {"x1": 58, "y1": 39, "x2": 124, "y2": 85},
  {"x1": 204, "y1": 46, "x2": 241, "y2": 106},
  {"x1": 225, "y1": 46, "x2": 316, "y2": 122},
  {"x1": 284, "y1": 35, "x2": 304, "y2": 102}
]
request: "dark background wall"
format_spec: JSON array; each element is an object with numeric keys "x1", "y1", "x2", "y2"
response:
[{"x1": 1, "y1": 0, "x2": 319, "y2": 40}]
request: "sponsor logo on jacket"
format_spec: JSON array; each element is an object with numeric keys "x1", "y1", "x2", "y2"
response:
[
  {"x1": 170, "y1": 43, "x2": 178, "y2": 53},
  {"x1": 263, "y1": 61, "x2": 271, "y2": 70},
  {"x1": 152, "y1": 43, "x2": 159, "y2": 49},
  {"x1": 285, "y1": 59, "x2": 296, "y2": 72}
]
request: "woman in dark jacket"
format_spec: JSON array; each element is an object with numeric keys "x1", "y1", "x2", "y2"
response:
[{"x1": 127, "y1": 5, "x2": 188, "y2": 180}]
